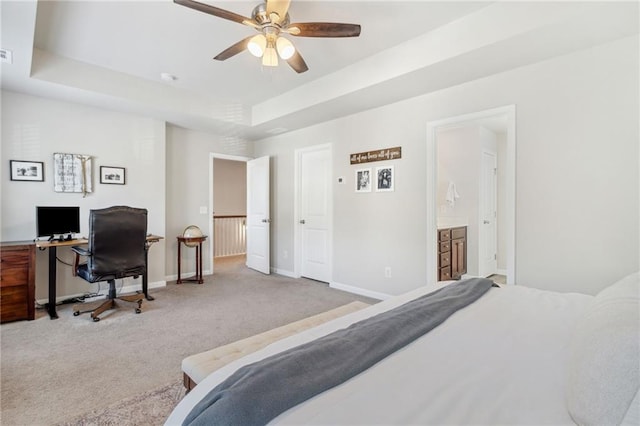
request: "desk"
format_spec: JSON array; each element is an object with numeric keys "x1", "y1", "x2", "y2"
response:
[
  {"x1": 35, "y1": 235, "x2": 163, "y2": 320},
  {"x1": 176, "y1": 235, "x2": 207, "y2": 284}
]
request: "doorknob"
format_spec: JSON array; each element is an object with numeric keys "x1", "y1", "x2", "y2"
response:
[
  {"x1": 299, "y1": 219, "x2": 306, "y2": 224},
  {"x1": 483, "y1": 220, "x2": 490, "y2": 224},
  {"x1": 261, "y1": 218, "x2": 271, "y2": 223}
]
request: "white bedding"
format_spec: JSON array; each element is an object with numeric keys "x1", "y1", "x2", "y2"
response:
[{"x1": 166, "y1": 282, "x2": 603, "y2": 425}]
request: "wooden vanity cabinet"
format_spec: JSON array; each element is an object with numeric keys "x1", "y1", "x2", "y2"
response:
[
  {"x1": 438, "y1": 226, "x2": 467, "y2": 281},
  {"x1": 1, "y1": 242, "x2": 36, "y2": 323}
]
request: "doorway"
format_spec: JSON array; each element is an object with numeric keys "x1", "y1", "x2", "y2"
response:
[
  {"x1": 294, "y1": 144, "x2": 332, "y2": 282},
  {"x1": 208, "y1": 153, "x2": 251, "y2": 275},
  {"x1": 435, "y1": 124, "x2": 501, "y2": 279},
  {"x1": 426, "y1": 105, "x2": 516, "y2": 285}
]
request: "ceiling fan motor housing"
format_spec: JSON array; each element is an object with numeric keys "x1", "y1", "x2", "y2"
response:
[{"x1": 252, "y1": 3, "x2": 290, "y2": 28}]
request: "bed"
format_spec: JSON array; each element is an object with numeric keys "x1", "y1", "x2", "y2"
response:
[{"x1": 166, "y1": 272, "x2": 639, "y2": 426}]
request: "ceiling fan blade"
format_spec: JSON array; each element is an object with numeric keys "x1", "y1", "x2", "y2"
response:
[
  {"x1": 286, "y1": 50, "x2": 309, "y2": 73},
  {"x1": 174, "y1": 0, "x2": 251, "y2": 25},
  {"x1": 266, "y1": 0, "x2": 291, "y2": 23},
  {"x1": 287, "y1": 22, "x2": 361, "y2": 38},
  {"x1": 213, "y1": 36, "x2": 252, "y2": 61}
]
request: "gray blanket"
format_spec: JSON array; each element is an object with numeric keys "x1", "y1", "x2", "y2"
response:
[{"x1": 183, "y1": 278, "x2": 494, "y2": 426}]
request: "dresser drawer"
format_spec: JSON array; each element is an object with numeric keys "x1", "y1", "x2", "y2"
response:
[
  {"x1": 0, "y1": 265, "x2": 28, "y2": 287},
  {"x1": 439, "y1": 266, "x2": 452, "y2": 281},
  {"x1": 439, "y1": 241, "x2": 451, "y2": 253},
  {"x1": 1, "y1": 250, "x2": 31, "y2": 267},
  {"x1": 451, "y1": 227, "x2": 466, "y2": 240},
  {"x1": 439, "y1": 252, "x2": 450, "y2": 268},
  {"x1": 438, "y1": 229, "x2": 451, "y2": 242},
  {"x1": 0, "y1": 286, "x2": 30, "y2": 322}
]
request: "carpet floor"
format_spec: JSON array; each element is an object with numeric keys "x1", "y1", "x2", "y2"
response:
[{"x1": 1, "y1": 256, "x2": 376, "y2": 425}]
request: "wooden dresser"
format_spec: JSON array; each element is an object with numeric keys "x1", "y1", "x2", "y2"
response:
[
  {"x1": 438, "y1": 226, "x2": 467, "y2": 281},
  {"x1": 1, "y1": 242, "x2": 36, "y2": 323}
]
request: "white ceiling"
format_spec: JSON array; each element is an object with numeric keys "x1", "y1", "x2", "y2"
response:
[{"x1": 1, "y1": 1, "x2": 638, "y2": 141}]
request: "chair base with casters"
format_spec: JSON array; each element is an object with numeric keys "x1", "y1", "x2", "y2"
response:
[{"x1": 72, "y1": 278, "x2": 144, "y2": 322}]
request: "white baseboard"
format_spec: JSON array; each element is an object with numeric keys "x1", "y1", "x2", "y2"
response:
[{"x1": 330, "y1": 281, "x2": 389, "y2": 300}]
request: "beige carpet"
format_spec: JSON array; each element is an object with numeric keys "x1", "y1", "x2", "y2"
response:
[
  {"x1": 56, "y1": 381, "x2": 185, "y2": 426},
  {"x1": 1, "y1": 256, "x2": 376, "y2": 425}
]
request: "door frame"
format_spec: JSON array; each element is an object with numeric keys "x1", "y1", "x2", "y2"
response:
[
  {"x1": 426, "y1": 105, "x2": 516, "y2": 285},
  {"x1": 294, "y1": 143, "x2": 333, "y2": 280},
  {"x1": 208, "y1": 152, "x2": 252, "y2": 275}
]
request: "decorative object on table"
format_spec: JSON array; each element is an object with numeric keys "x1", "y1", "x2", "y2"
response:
[
  {"x1": 100, "y1": 166, "x2": 126, "y2": 185},
  {"x1": 183, "y1": 225, "x2": 204, "y2": 247},
  {"x1": 350, "y1": 146, "x2": 402, "y2": 165},
  {"x1": 355, "y1": 168, "x2": 371, "y2": 193},
  {"x1": 9, "y1": 160, "x2": 44, "y2": 182},
  {"x1": 53, "y1": 153, "x2": 92, "y2": 196},
  {"x1": 376, "y1": 165, "x2": 394, "y2": 192}
]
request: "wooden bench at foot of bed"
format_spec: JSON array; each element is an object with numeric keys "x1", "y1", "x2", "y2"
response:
[{"x1": 182, "y1": 301, "x2": 370, "y2": 392}]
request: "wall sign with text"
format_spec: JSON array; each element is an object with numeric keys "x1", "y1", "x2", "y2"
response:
[{"x1": 350, "y1": 146, "x2": 402, "y2": 165}]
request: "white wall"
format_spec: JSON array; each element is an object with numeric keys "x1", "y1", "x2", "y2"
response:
[
  {"x1": 1, "y1": 91, "x2": 166, "y2": 300},
  {"x1": 165, "y1": 126, "x2": 252, "y2": 278},
  {"x1": 254, "y1": 35, "x2": 639, "y2": 296},
  {"x1": 213, "y1": 159, "x2": 246, "y2": 216},
  {"x1": 0, "y1": 92, "x2": 254, "y2": 301}
]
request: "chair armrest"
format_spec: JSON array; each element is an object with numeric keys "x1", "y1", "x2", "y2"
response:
[
  {"x1": 71, "y1": 246, "x2": 91, "y2": 256},
  {"x1": 71, "y1": 246, "x2": 91, "y2": 277}
]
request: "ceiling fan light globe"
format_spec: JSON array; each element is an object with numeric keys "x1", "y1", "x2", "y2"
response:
[
  {"x1": 262, "y1": 46, "x2": 279, "y2": 67},
  {"x1": 276, "y1": 37, "x2": 295, "y2": 60},
  {"x1": 248, "y1": 34, "x2": 267, "y2": 57}
]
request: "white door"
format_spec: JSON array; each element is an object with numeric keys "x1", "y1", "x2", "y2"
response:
[
  {"x1": 297, "y1": 145, "x2": 331, "y2": 282},
  {"x1": 246, "y1": 156, "x2": 270, "y2": 274},
  {"x1": 479, "y1": 150, "x2": 497, "y2": 277}
]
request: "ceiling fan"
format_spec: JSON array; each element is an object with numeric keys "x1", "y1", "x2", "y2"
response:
[{"x1": 174, "y1": 0, "x2": 361, "y2": 73}]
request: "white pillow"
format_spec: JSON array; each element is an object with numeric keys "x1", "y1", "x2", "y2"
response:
[{"x1": 566, "y1": 272, "x2": 640, "y2": 425}]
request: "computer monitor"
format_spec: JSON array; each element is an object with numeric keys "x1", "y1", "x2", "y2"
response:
[{"x1": 36, "y1": 206, "x2": 80, "y2": 240}]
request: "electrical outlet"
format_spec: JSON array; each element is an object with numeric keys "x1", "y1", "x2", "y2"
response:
[{"x1": 384, "y1": 267, "x2": 391, "y2": 278}]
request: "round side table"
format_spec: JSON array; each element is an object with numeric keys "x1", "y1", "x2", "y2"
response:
[{"x1": 176, "y1": 235, "x2": 207, "y2": 284}]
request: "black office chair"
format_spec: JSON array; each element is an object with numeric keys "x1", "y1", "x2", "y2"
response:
[{"x1": 71, "y1": 206, "x2": 147, "y2": 322}]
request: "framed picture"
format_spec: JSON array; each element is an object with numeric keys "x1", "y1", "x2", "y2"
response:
[
  {"x1": 54, "y1": 153, "x2": 92, "y2": 194},
  {"x1": 10, "y1": 160, "x2": 44, "y2": 182},
  {"x1": 355, "y1": 168, "x2": 372, "y2": 193},
  {"x1": 376, "y1": 165, "x2": 394, "y2": 192},
  {"x1": 100, "y1": 166, "x2": 126, "y2": 185}
]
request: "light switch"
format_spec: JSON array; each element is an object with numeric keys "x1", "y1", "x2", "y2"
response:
[{"x1": 199, "y1": 206, "x2": 208, "y2": 214}]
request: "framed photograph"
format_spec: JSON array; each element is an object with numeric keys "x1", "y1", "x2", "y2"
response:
[
  {"x1": 100, "y1": 166, "x2": 125, "y2": 185},
  {"x1": 376, "y1": 165, "x2": 394, "y2": 192},
  {"x1": 10, "y1": 160, "x2": 44, "y2": 182},
  {"x1": 355, "y1": 168, "x2": 372, "y2": 193}
]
